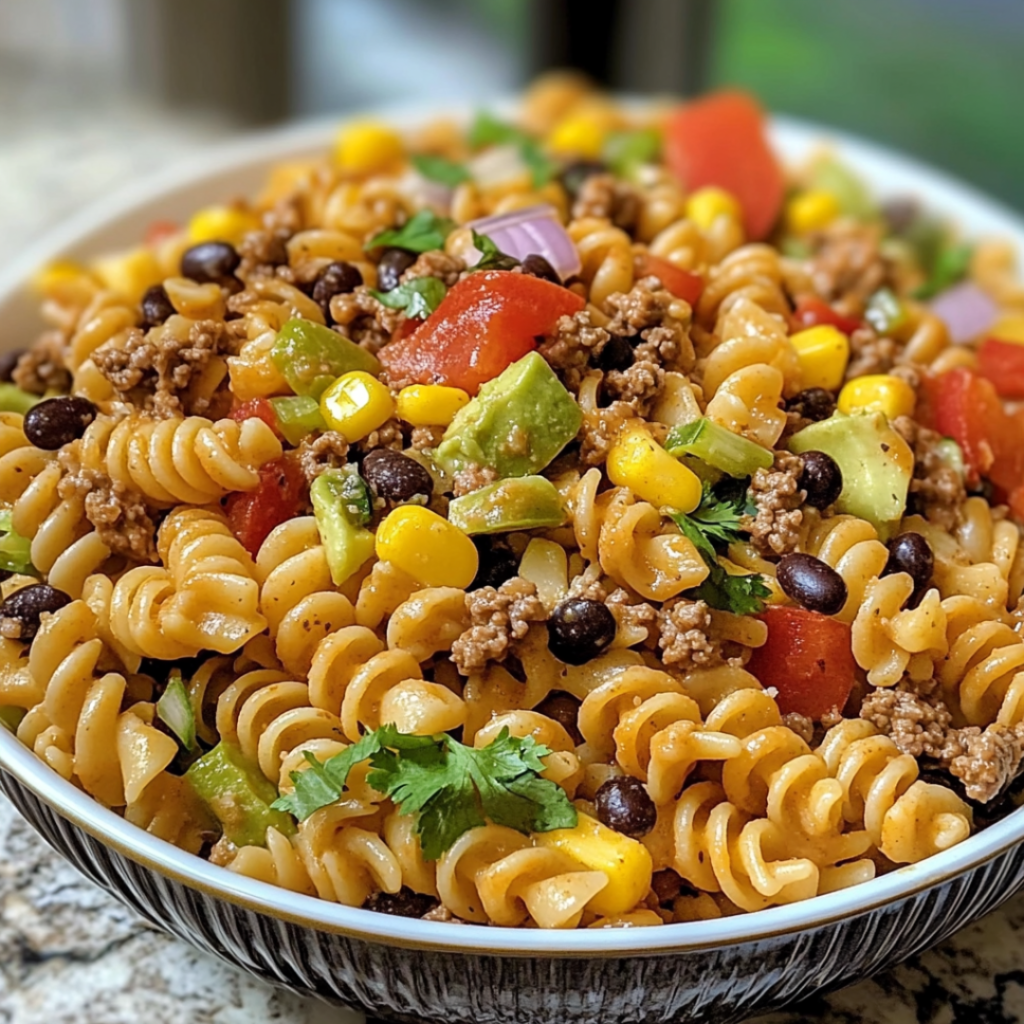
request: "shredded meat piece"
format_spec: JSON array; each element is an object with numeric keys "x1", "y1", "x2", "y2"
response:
[
  {"x1": 537, "y1": 309, "x2": 610, "y2": 391},
  {"x1": 893, "y1": 415, "x2": 967, "y2": 529},
  {"x1": 658, "y1": 599, "x2": 722, "y2": 669},
  {"x1": 297, "y1": 431, "x2": 350, "y2": 483},
  {"x1": 783, "y1": 712, "x2": 815, "y2": 746},
  {"x1": 92, "y1": 319, "x2": 235, "y2": 419},
  {"x1": 846, "y1": 325, "x2": 897, "y2": 380},
  {"x1": 410, "y1": 425, "x2": 445, "y2": 451},
  {"x1": 742, "y1": 452, "x2": 806, "y2": 557},
  {"x1": 947, "y1": 725, "x2": 1023, "y2": 804},
  {"x1": 237, "y1": 227, "x2": 291, "y2": 279},
  {"x1": 579, "y1": 400, "x2": 636, "y2": 467},
  {"x1": 401, "y1": 249, "x2": 465, "y2": 288},
  {"x1": 806, "y1": 222, "x2": 888, "y2": 318},
  {"x1": 571, "y1": 173, "x2": 640, "y2": 230},
  {"x1": 450, "y1": 578, "x2": 547, "y2": 675},
  {"x1": 329, "y1": 286, "x2": 405, "y2": 354},
  {"x1": 13, "y1": 330, "x2": 72, "y2": 395},
  {"x1": 451, "y1": 463, "x2": 498, "y2": 497}
]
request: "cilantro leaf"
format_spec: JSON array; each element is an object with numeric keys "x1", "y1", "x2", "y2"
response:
[
  {"x1": 603, "y1": 128, "x2": 661, "y2": 178},
  {"x1": 912, "y1": 241, "x2": 973, "y2": 300},
  {"x1": 411, "y1": 153, "x2": 471, "y2": 187},
  {"x1": 370, "y1": 277, "x2": 447, "y2": 319},
  {"x1": 0, "y1": 511, "x2": 33, "y2": 575},
  {"x1": 468, "y1": 230, "x2": 519, "y2": 273},
  {"x1": 467, "y1": 112, "x2": 554, "y2": 188},
  {"x1": 694, "y1": 571, "x2": 772, "y2": 616},
  {"x1": 365, "y1": 209, "x2": 455, "y2": 253},
  {"x1": 518, "y1": 138, "x2": 557, "y2": 188}
]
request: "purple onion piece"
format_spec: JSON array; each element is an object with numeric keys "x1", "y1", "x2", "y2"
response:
[
  {"x1": 465, "y1": 205, "x2": 582, "y2": 281},
  {"x1": 930, "y1": 281, "x2": 997, "y2": 345}
]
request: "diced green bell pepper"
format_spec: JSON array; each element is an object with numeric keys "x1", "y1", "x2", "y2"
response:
[{"x1": 270, "y1": 318, "x2": 380, "y2": 399}]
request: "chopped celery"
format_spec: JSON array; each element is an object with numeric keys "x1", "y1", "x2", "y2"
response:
[
  {"x1": 311, "y1": 468, "x2": 375, "y2": 585},
  {"x1": 603, "y1": 128, "x2": 661, "y2": 178},
  {"x1": 0, "y1": 384, "x2": 41, "y2": 415},
  {"x1": 665, "y1": 418, "x2": 773, "y2": 478},
  {"x1": 157, "y1": 671, "x2": 198, "y2": 754},
  {"x1": 0, "y1": 706, "x2": 25, "y2": 732},
  {"x1": 448, "y1": 476, "x2": 566, "y2": 534},
  {"x1": 270, "y1": 395, "x2": 326, "y2": 445},
  {"x1": 185, "y1": 742, "x2": 295, "y2": 847},
  {"x1": 864, "y1": 288, "x2": 907, "y2": 335},
  {"x1": 808, "y1": 156, "x2": 877, "y2": 221},
  {"x1": 0, "y1": 511, "x2": 33, "y2": 575},
  {"x1": 270, "y1": 317, "x2": 380, "y2": 399}
]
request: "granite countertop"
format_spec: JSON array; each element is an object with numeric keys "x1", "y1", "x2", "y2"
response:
[{"x1": 2, "y1": 85, "x2": 1024, "y2": 1024}]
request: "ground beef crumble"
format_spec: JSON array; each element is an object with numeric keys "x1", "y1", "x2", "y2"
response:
[
  {"x1": 606, "y1": 587, "x2": 658, "y2": 644},
  {"x1": 805, "y1": 221, "x2": 888, "y2": 318},
  {"x1": 846, "y1": 325, "x2": 897, "y2": 380},
  {"x1": 537, "y1": 309, "x2": 610, "y2": 392},
  {"x1": 13, "y1": 330, "x2": 72, "y2": 395},
  {"x1": 410, "y1": 424, "x2": 445, "y2": 451},
  {"x1": 401, "y1": 249, "x2": 465, "y2": 288},
  {"x1": 450, "y1": 577, "x2": 547, "y2": 675},
  {"x1": 571, "y1": 173, "x2": 640, "y2": 230},
  {"x1": 893, "y1": 415, "x2": 967, "y2": 529},
  {"x1": 604, "y1": 278, "x2": 695, "y2": 373},
  {"x1": 783, "y1": 712, "x2": 815, "y2": 746},
  {"x1": 567, "y1": 564, "x2": 607, "y2": 602},
  {"x1": 360, "y1": 417, "x2": 404, "y2": 452},
  {"x1": 602, "y1": 359, "x2": 664, "y2": 411},
  {"x1": 579, "y1": 400, "x2": 636, "y2": 467},
  {"x1": 657, "y1": 598, "x2": 721, "y2": 669},
  {"x1": 297, "y1": 431, "x2": 350, "y2": 483},
  {"x1": 328, "y1": 286, "x2": 405, "y2": 354},
  {"x1": 742, "y1": 452, "x2": 806, "y2": 557},
  {"x1": 237, "y1": 227, "x2": 291, "y2": 280},
  {"x1": 451, "y1": 462, "x2": 498, "y2": 497}
]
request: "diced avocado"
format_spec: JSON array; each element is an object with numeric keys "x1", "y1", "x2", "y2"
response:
[
  {"x1": 0, "y1": 383, "x2": 41, "y2": 415},
  {"x1": 435, "y1": 352, "x2": 582, "y2": 479},
  {"x1": 311, "y1": 467, "x2": 375, "y2": 585},
  {"x1": 185, "y1": 742, "x2": 295, "y2": 847},
  {"x1": 270, "y1": 395, "x2": 326, "y2": 445},
  {"x1": 448, "y1": 475, "x2": 566, "y2": 534},
  {"x1": 270, "y1": 317, "x2": 380, "y2": 399},
  {"x1": 789, "y1": 411, "x2": 913, "y2": 530}
]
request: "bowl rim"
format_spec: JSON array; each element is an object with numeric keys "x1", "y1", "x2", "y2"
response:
[{"x1": 2, "y1": 102, "x2": 1024, "y2": 957}]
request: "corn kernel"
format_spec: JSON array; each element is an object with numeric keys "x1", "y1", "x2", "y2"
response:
[
  {"x1": 31, "y1": 259, "x2": 99, "y2": 306},
  {"x1": 319, "y1": 371, "x2": 395, "y2": 442},
  {"x1": 606, "y1": 427, "x2": 702, "y2": 513},
  {"x1": 685, "y1": 187, "x2": 742, "y2": 232},
  {"x1": 375, "y1": 506, "x2": 478, "y2": 588},
  {"x1": 838, "y1": 374, "x2": 916, "y2": 420},
  {"x1": 187, "y1": 205, "x2": 260, "y2": 246},
  {"x1": 396, "y1": 384, "x2": 470, "y2": 427},
  {"x1": 790, "y1": 324, "x2": 850, "y2": 391},
  {"x1": 91, "y1": 248, "x2": 163, "y2": 304},
  {"x1": 334, "y1": 121, "x2": 404, "y2": 174},
  {"x1": 548, "y1": 114, "x2": 606, "y2": 158},
  {"x1": 991, "y1": 313, "x2": 1024, "y2": 346},
  {"x1": 535, "y1": 814, "x2": 652, "y2": 917},
  {"x1": 786, "y1": 189, "x2": 841, "y2": 234}
]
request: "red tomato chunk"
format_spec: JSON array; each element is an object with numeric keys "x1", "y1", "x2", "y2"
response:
[
  {"x1": 978, "y1": 337, "x2": 1024, "y2": 400},
  {"x1": 791, "y1": 297, "x2": 863, "y2": 336},
  {"x1": 642, "y1": 254, "x2": 704, "y2": 307},
  {"x1": 225, "y1": 455, "x2": 307, "y2": 557},
  {"x1": 230, "y1": 398, "x2": 282, "y2": 438}
]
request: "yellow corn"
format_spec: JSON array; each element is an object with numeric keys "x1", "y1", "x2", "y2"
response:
[
  {"x1": 838, "y1": 374, "x2": 916, "y2": 420},
  {"x1": 375, "y1": 506, "x2": 478, "y2": 589},
  {"x1": 319, "y1": 371, "x2": 395, "y2": 442},
  {"x1": 91, "y1": 248, "x2": 163, "y2": 304},
  {"x1": 334, "y1": 121, "x2": 404, "y2": 174},
  {"x1": 31, "y1": 259, "x2": 99, "y2": 306},
  {"x1": 685, "y1": 187, "x2": 742, "y2": 232},
  {"x1": 991, "y1": 313, "x2": 1024, "y2": 346},
  {"x1": 790, "y1": 324, "x2": 850, "y2": 391},
  {"x1": 786, "y1": 189, "x2": 840, "y2": 234},
  {"x1": 548, "y1": 113, "x2": 607, "y2": 159},
  {"x1": 396, "y1": 384, "x2": 470, "y2": 427},
  {"x1": 606, "y1": 427, "x2": 702, "y2": 513},
  {"x1": 535, "y1": 814, "x2": 653, "y2": 917},
  {"x1": 188, "y1": 205, "x2": 259, "y2": 245}
]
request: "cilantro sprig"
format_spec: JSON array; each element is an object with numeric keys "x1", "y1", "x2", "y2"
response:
[
  {"x1": 468, "y1": 111, "x2": 556, "y2": 188},
  {"x1": 411, "y1": 153, "x2": 471, "y2": 187},
  {"x1": 370, "y1": 277, "x2": 446, "y2": 319},
  {"x1": 668, "y1": 482, "x2": 771, "y2": 616},
  {"x1": 365, "y1": 209, "x2": 455, "y2": 253},
  {"x1": 467, "y1": 229, "x2": 519, "y2": 273},
  {"x1": 272, "y1": 725, "x2": 577, "y2": 860}
]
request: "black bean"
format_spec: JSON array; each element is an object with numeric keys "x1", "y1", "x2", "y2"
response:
[
  {"x1": 362, "y1": 449, "x2": 433, "y2": 503},
  {"x1": 376, "y1": 248, "x2": 416, "y2": 292},
  {"x1": 180, "y1": 241, "x2": 240, "y2": 284},
  {"x1": 520, "y1": 254, "x2": 560, "y2": 284},
  {"x1": 140, "y1": 284, "x2": 175, "y2": 328},
  {"x1": 535, "y1": 691, "x2": 583, "y2": 745},
  {"x1": 548, "y1": 598, "x2": 617, "y2": 665},
  {"x1": 798, "y1": 450, "x2": 843, "y2": 509},
  {"x1": 312, "y1": 261, "x2": 363, "y2": 320},
  {"x1": 595, "y1": 776, "x2": 657, "y2": 838},
  {"x1": 0, "y1": 349, "x2": 26, "y2": 383},
  {"x1": 884, "y1": 532, "x2": 934, "y2": 590},
  {"x1": 788, "y1": 388, "x2": 836, "y2": 423},
  {"x1": 363, "y1": 887, "x2": 439, "y2": 918},
  {"x1": 596, "y1": 335, "x2": 635, "y2": 372},
  {"x1": 469, "y1": 541, "x2": 519, "y2": 591},
  {"x1": 559, "y1": 160, "x2": 607, "y2": 198},
  {"x1": 651, "y1": 868, "x2": 685, "y2": 904},
  {"x1": 0, "y1": 584, "x2": 72, "y2": 641},
  {"x1": 777, "y1": 552, "x2": 848, "y2": 616},
  {"x1": 24, "y1": 396, "x2": 98, "y2": 450}
]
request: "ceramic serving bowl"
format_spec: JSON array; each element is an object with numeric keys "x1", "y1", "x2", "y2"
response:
[{"x1": 2, "y1": 106, "x2": 1024, "y2": 1024}]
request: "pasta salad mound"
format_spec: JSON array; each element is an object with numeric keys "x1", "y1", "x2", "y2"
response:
[{"x1": 4, "y1": 74, "x2": 1024, "y2": 929}]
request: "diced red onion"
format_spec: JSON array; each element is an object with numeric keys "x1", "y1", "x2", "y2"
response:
[
  {"x1": 930, "y1": 282, "x2": 997, "y2": 345},
  {"x1": 465, "y1": 205, "x2": 581, "y2": 281}
]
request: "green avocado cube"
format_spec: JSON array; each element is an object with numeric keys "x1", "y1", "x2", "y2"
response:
[
  {"x1": 311, "y1": 468, "x2": 376, "y2": 585},
  {"x1": 448, "y1": 475, "x2": 566, "y2": 534},
  {"x1": 435, "y1": 352, "x2": 582, "y2": 478}
]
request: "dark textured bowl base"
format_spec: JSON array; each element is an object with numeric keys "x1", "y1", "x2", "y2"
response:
[{"x1": 3, "y1": 767, "x2": 1023, "y2": 1024}]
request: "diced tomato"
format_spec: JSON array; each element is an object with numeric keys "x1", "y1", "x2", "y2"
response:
[
  {"x1": 377, "y1": 271, "x2": 584, "y2": 395},
  {"x1": 230, "y1": 398, "x2": 282, "y2": 439},
  {"x1": 978, "y1": 337, "x2": 1024, "y2": 399},
  {"x1": 641, "y1": 254, "x2": 704, "y2": 307},
  {"x1": 791, "y1": 297, "x2": 863, "y2": 336},
  {"x1": 145, "y1": 219, "x2": 179, "y2": 246},
  {"x1": 664, "y1": 91, "x2": 785, "y2": 241},
  {"x1": 746, "y1": 606, "x2": 856, "y2": 720},
  {"x1": 224, "y1": 455, "x2": 307, "y2": 556}
]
